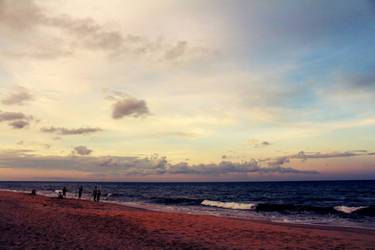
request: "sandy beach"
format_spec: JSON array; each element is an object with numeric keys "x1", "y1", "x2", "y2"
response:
[{"x1": 0, "y1": 190, "x2": 374, "y2": 249}]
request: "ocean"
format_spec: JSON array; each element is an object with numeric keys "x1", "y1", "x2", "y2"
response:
[{"x1": 1, "y1": 180, "x2": 374, "y2": 229}]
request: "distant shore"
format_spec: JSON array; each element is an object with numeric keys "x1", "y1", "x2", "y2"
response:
[{"x1": 0, "y1": 190, "x2": 374, "y2": 249}]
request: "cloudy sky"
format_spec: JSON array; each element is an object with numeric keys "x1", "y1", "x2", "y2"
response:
[{"x1": 1, "y1": 0, "x2": 375, "y2": 181}]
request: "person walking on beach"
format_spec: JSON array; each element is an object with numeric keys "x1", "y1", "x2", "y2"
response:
[
  {"x1": 62, "y1": 187, "x2": 67, "y2": 198},
  {"x1": 93, "y1": 186, "x2": 98, "y2": 201},
  {"x1": 78, "y1": 186, "x2": 83, "y2": 199},
  {"x1": 97, "y1": 188, "x2": 101, "y2": 202}
]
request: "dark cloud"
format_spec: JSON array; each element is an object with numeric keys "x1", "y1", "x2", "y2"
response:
[
  {"x1": 0, "y1": 110, "x2": 34, "y2": 129},
  {"x1": 112, "y1": 98, "x2": 150, "y2": 119},
  {"x1": 73, "y1": 146, "x2": 92, "y2": 156},
  {"x1": 248, "y1": 139, "x2": 271, "y2": 147},
  {"x1": 259, "y1": 150, "x2": 372, "y2": 167},
  {"x1": 95, "y1": 156, "x2": 317, "y2": 176},
  {"x1": 294, "y1": 150, "x2": 362, "y2": 160},
  {"x1": 258, "y1": 149, "x2": 374, "y2": 170},
  {"x1": 0, "y1": 151, "x2": 318, "y2": 177},
  {"x1": 0, "y1": 111, "x2": 32, "y2": 122},
  {"x1": 40, "y1": 126, "x2": 102, "y2": 135},
  {"x1": 1, "y1": 87, "x2": 34, "y2": 105},
  {"x1": 8, "y1": 120, "x2": 29, "y2": 129},
  {"x1": 267, "y1": 157, "x2": 290, "y2": 168}
]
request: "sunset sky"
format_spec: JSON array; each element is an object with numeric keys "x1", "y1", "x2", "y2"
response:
[{"x1": 1, "y1": 0, "x2": 375, "y2": 181}]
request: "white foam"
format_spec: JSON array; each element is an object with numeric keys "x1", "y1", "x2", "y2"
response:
[
  {"x1": 334, "y1": 206, "x2": 367, "y2": 214},
  {"x1": 201, "y1": 200, "x2": 256, "y2": 210}
]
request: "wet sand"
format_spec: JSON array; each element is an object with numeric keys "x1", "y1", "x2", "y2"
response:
[{"x1": 0, "y1": 190, "x2": 374, "y2": 249}]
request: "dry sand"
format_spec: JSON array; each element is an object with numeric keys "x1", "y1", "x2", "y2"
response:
[{"x1": 0, "y1": 190, "x2": 374, "y2": 249}]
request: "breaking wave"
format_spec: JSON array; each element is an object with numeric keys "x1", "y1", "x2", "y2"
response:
[
  {"x1": 200, "y1": 200, "x2": 375, "y2": 216},
  {"x1": 201, "y1": 200, "x2": 257, "y2": 210},
  {"x1": 334, "y1": 206, "x2": 368, "y2": 214}
]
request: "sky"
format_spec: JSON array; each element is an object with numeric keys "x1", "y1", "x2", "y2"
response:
[{"x1": 0, "y1": 0, "x2": 375, "y2": 181}]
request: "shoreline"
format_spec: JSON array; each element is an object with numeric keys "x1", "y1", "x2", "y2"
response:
[
  {"x1": 2, "y1": 188, "x2": 375, "y2": 231},
  {"x1": 1, "y1": 190, "x2": 375, "y2": 249}
]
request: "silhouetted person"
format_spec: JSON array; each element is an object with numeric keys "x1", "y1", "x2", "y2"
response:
[
  {"x1": 78, "y1": 186, "x2": 83, "y2": 199},
  {"x1": 62, "y1": 187, "x2": 67, "y2": 197},
  {"x1": 31, "y1": 189, "x2": 36, "y2": 195},
  {"x1": 58, "y1": 191, "x2": 64, "y2": 199},
  {"x1": 93, "y1": 186, "x2": 98, "y2": 201},
  {"x1": 97, "y1": 188, "x2": 101, "y2": 202}
]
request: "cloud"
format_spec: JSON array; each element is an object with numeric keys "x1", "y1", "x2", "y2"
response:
[
  {"x1": 0, "y1": 150, "x2": 318, "y2": 177},
  {"x1": 267, "y1": 157, "x2": 290, "y2": 168},
  {"x1": 248, "y1": 139, "x2": 271, "y2": 147},
  {"x1": 112, "y1": 98, "x2": 150, "y2": 119},
  {"x1": 73, "y1": 146, "x2": 92, "y2": 156},
  {"x1": 0, "y1": 0, "x2": 212, "y2": 61},
  {"x1": 258, "y1": 149, "x2": 375, "y2": 170},
  {"x1": 94, "y1": 155, "x2": 318, "y2": 176},
  {"x1": 0, "y1": 111, "x2": 32, "y2": 122},
  {"x1": 1, "y1": 87, "x2": 34, "y2": 105},
  {"x1": 8, "y1": 120, "x2": 29, "y2": 129},
  {"x1": 40, "y1": 126, "x2": 102, "y2": 135},
  {"x1": 0, "y1": 110, "x2": 34, "y2": 129},
  {"x1": 164, "y1": 41, "x2": 187, "y2": 60},
  {"x1": 0, "y1": 0, "x2": 42, "y2": 31},
  {"x1": 293, "y1": 150, "x2": 365, "y2": 160},
  {"x1": 256, "y1": 150, "x2": 374, "y2": 170}
]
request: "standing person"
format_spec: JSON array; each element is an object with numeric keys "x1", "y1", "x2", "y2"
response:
[
  {"x1": 62, "y1": 187, "x2": 67, "y2": 198},
  {"x1": 93, "y1": 186, "x2": 98, "y2": 201},
  {"x1": 78, "y1": 186, "x2": 83, "y2": 199},
  {"x1": 97, "y1": 188, "x2": 101, "y2": 202}
]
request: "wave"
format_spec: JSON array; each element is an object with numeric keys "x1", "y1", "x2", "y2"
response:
[
  {"x1": 201, "y1": 200, "x2": 256, "y2": 210},
  {"x1": 255, "y1": 203, "x2": 339, "y2": 214},
  {"x1": 352, "y1": 207, "x2": 375, "y2": 216},
  {"x1": 334, "y1": 206, "x2": 368, "y2": 214},
  {"x1": 255, "y1": 203, "x2": 375, "y2": 216},
  {"x1": 152, "y1": 197, "x2": 204, "y2": 206}
]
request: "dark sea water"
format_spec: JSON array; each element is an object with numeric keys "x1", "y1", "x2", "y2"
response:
[{"x1": 1, "y1": 180, "x2": 375, "y2": 229}]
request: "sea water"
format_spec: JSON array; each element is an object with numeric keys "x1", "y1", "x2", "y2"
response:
[{"x1": 1, "y1": 180, "x2": 374, "y2": 229}]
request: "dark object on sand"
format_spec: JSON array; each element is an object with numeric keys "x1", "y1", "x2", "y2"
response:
[
  {"x1": 31, "y1": 189, "x2": 36, "y2": 195},
  {"x1": 62, "y1": 187, "x2": 67, "y2": 197},
  {"x1": 78, "y1": 186, "x2": 83, "y2": 199}
]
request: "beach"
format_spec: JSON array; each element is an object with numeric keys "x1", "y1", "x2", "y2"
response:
[{"x1": 0, "y1": 191, "x2": 374, "y2": 249}]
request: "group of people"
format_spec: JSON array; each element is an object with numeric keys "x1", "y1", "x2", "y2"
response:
[
  {"x1": 55, "y1": 186, "x2": 101, "y2": 202},
  {"x1": 92, "y1": 186, "x2": 101, "y2": 202}
]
